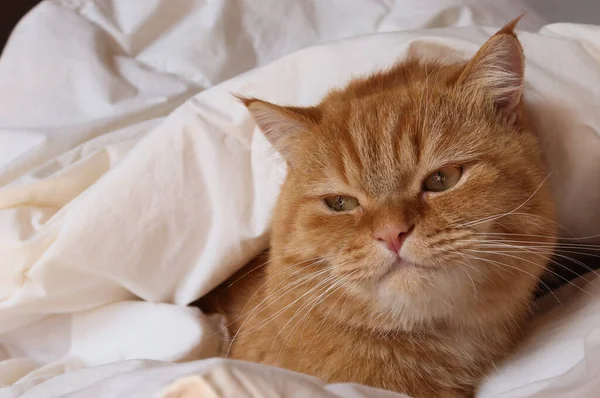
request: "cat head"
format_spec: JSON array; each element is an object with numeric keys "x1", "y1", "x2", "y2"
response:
[{"x1": 242, "y1": 19, "x2": 556, "y2": 326}]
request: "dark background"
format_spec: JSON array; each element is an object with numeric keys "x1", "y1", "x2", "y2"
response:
[{"x1": 0, "y1": 1, "x2": 41, "y2": 55}]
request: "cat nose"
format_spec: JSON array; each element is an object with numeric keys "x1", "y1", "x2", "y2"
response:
[{"x1": 373, "y1": 224, "x2": 413, "y2": 254}]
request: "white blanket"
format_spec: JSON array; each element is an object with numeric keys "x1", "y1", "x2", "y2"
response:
[{"x1": 1, "y1": 1, "x2": 600, "y2": 397}]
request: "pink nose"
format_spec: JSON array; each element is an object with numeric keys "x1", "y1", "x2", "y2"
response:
[{"x1": 373, "y1": 224, "x2": 413, "y2": 254}]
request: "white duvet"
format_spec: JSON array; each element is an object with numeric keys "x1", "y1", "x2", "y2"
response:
[{"x1": 1, "y1": 1, "x2": 600, "y2": 397}]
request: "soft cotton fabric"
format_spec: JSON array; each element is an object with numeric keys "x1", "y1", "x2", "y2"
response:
[{"x1": 0, "y1": 1, "x2": 599, "y2": 397}]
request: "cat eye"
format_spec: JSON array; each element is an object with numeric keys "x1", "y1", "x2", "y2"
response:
[
  {"x1": 324, "y1": 196, "x2": 360, "y2": 212},
  {"x1": 423, "y1": 166, "x2": 462, "y2": 192}
]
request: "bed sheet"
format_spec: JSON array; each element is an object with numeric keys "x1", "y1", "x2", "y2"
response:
[{"x1": 1, "y1": 1, "x2": 599, "y2": 397}]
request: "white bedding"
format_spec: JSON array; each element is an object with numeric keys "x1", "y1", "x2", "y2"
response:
[{"x1": 1, "y1": 1, "x2": 600, "y2": 397}]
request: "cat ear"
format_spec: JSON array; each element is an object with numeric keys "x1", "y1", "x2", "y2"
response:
[
  {"x1": 237, "y1": 96, "x2": 320, "y2": 165},
  {"x1": 457, "y1": 17, "x2": 525, "y2": 116}
]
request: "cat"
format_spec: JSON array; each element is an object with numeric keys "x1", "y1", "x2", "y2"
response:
[{"x1": 198, "y1": 18, "x2": 557, "y2": 398}]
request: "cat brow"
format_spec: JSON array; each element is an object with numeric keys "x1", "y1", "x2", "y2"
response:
[{"x1": 304, "y1": 180, "x2": 363, "y2": 198}]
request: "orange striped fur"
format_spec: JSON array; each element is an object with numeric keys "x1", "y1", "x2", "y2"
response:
[{"x1": 201, "y1": 19, "x2": 556, "y2": 398}]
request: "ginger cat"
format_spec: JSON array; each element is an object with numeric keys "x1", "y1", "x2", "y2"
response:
[{"x1": 199, "y1": 19, "x2": 557, "y2": 398}]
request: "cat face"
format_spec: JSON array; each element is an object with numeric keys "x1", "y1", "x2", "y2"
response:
[{"x1": 243, "y1": 24, "x2": 556, "y2": 320}]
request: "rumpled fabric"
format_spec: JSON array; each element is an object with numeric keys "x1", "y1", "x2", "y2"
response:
[{"x1": 1, "y1": 1, "x2": 599, "y2": 397}]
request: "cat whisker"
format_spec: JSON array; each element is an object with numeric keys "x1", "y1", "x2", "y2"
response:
[
  {"x1": 466, "y1": 242, "x2": 600, "y2": 282},
  {"x1": 271, "y1": 271, "x2": 343, "y2": 341},
  {"x1": 463, "y1": 248, "x2": 594, "y2": 296},
  {"x1": 219, "y1": 257, "x2": 331, "y2": 339},
  {"x1": 529, "y1": 249, "x2": 600, "y2": 281},
  {"x1": 459, "y1": 237, "x2": 600, "y2": 278},
  {"x1": 278, "y1": 270, "x2": 361, "y2": 362},
  {"x1": 467, "y1": 237, "x2": 600, "y2": 251},
  {"x1": 456, "y1": 171, "x2": 554, "y2": 228},
  {"x1": 472, "y1": 231, "x2": 600, "y2": 242},
  {"x1": 460, "y1": 252, "x2": 563, "y2": 307},
  {"x1": 304, "y1": 274, "x2": 365, "y2": 350},
  {"x1": 226, "y1": 264, "x2": 336, "y2": 355},
  {"x1": 198, "y1": 263, "x2": 306, "y2": 344},
  {"x1": 474, "y1": 239, "x2": 600, "y2": 259},
  {"x1": 241, "y1": 258, "x2": 332, "y2": 311},
  {"x1": 238, "y1": 267, "x2": 334, "y2": 329},
  {"x1": 450, "y1": 265, "x2": 477, "y2": 302},
  {"x1": 482, "y1": 246, "x2": 599, "y2": 282},
  {"x1": 487, "y1": 211, "x2": 572, "y2": 236},
  {"x1": 225, "y1": 255, "x2": 325, "y2": 290},
  {"x1": 450, "y1": 249, "x2": 498, "y2": 288},
  {"x1": 235, "y1": 258, "x2": 358, "y2": 342},
  {"x1": 550, "y1": 248, "x2": 600, "y2": 262}
]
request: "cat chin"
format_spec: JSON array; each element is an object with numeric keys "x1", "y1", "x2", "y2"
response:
[
  {"x1": 377, "y1": 266, "x2": 439, "y2": 294},
  {"x1": 370, "y1": 267, "x2": 475, "y2": 323},
  {"x1": 393, "y1": 257, "x2": 437, "y2": 272},
  {"x1": 372, "y1": 282, "x2": 454, "y2": 328}
]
